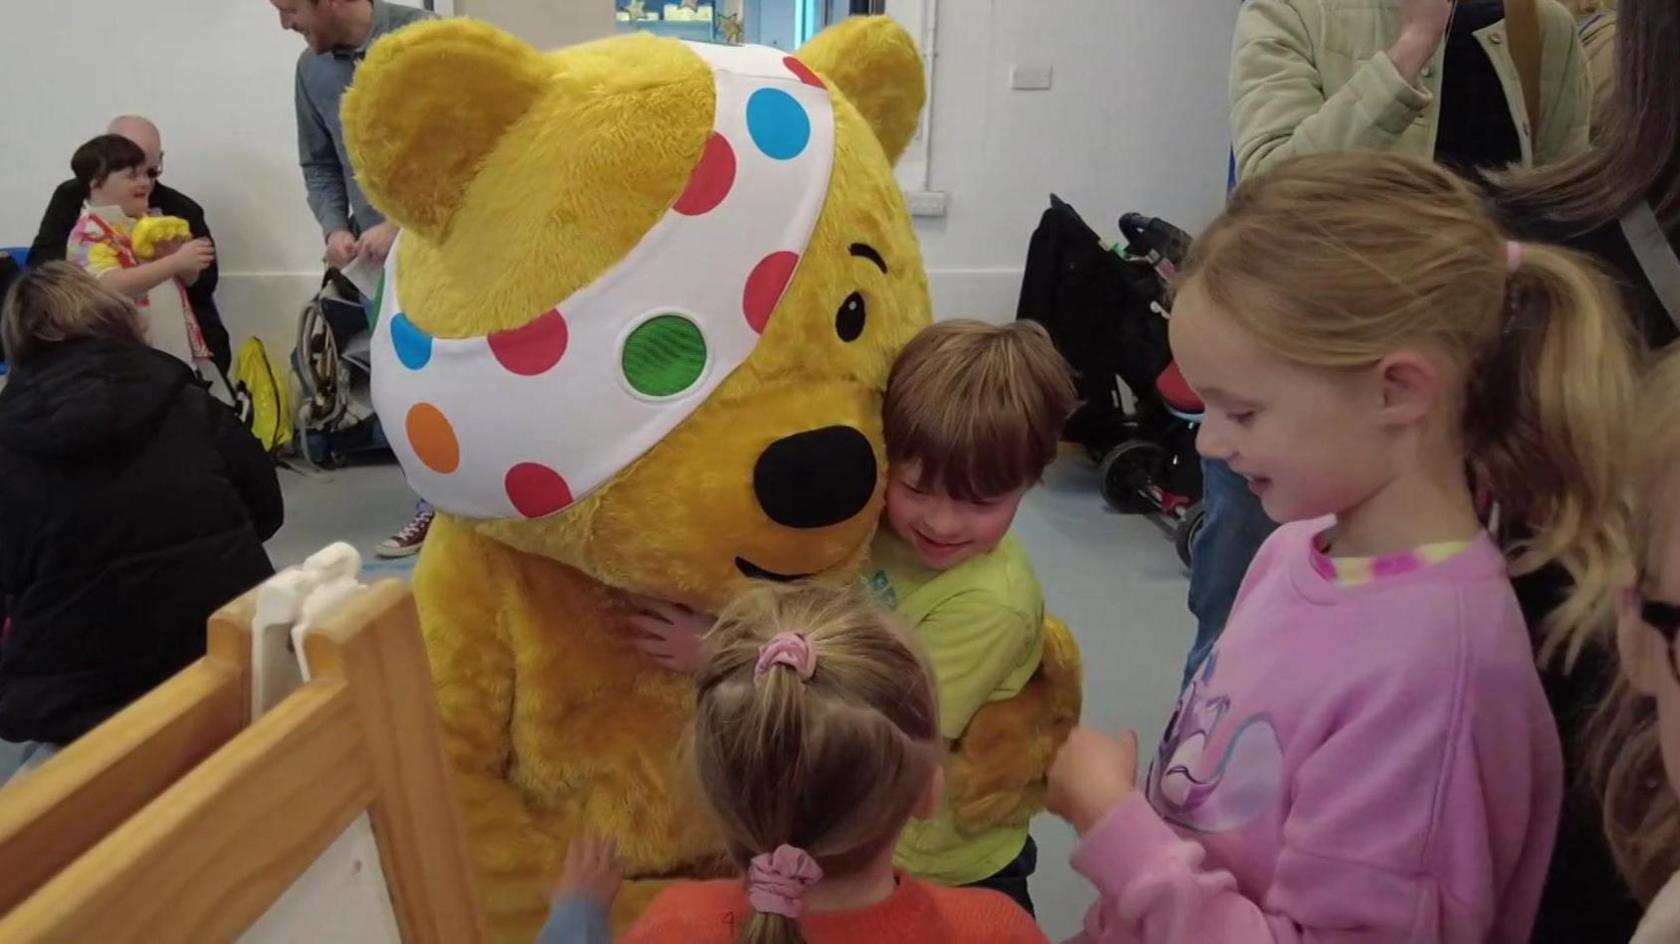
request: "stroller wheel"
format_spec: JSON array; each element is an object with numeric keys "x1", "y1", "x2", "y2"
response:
[
  {"x1": 1099, "y1": 440, "x2": 1167, "y2": 513},
  {"x1": 1175, "y1": 501, "x2": 1208, "y2": 568}
]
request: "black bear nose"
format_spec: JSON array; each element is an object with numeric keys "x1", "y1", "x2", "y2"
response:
[{"x1": 753, "y1": 426, "x2": 879, "y2": 529}]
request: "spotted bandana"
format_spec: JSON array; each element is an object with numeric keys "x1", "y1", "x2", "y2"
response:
[{"x1": 370, "y1": 42, "x2": 836, "y2": 519}]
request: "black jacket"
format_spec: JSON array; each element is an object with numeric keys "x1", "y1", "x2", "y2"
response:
[
  {"x1": 0, "y1": 340, "x2": 281, "y2": 745},
  {"x1": 29, "y1": 180, "x2": 232, "y2": 373}
]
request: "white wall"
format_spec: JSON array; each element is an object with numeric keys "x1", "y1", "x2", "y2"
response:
[
  {"x1": 457, "y1": 0, "x2": 613, "y2": 48},
  {"x1": 0, "y1": 1, "x2": 337, "y2": 357},
  {"x1": 0, "y1": 0, "x2": 611, "y2": 360},
  {"x1": 0, "y1": 0, "x2": 1237, "y2": 347},
  {"x1": 902, "y1": 0, "x2": 1240, "y2": 320}
]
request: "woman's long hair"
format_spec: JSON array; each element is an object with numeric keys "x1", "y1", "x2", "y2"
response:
[{"x1": 1496, "y1": 0, "x2": 1680, "y2": 229}]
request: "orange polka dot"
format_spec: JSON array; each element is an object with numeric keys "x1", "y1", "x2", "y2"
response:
[{"x1": 407, "y1": 403, "x2": 460, "y2": 474}]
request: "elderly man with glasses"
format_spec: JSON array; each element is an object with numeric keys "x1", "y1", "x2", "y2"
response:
[{"x1": 28, "y1": 115, "x2": 230, "y2": 373}]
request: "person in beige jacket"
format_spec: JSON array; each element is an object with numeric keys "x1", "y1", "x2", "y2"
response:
[
  {"x1": 1230, "y1": 0, "x2": 1592, "y2": 182},
  {"x1": 1565, "y1": 0, "x2": 1617, "y2": 139}
]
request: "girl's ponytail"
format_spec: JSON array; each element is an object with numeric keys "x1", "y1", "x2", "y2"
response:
[
  {"x1": 694, "y1": 584, "x2": 943, "y2": 944},
  {"x1": 1469, "y1": 242, "x2": 1638, "y2": 669}
]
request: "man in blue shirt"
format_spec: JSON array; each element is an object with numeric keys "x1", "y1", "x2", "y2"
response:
[
  {"x1": 274, "y1": 0, "x2": 437, "y2": 557},
  {"x1": 275, "y1": 0, "x2": 433, "y2": 269}
]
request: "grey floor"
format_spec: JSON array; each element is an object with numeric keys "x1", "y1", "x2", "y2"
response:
[
  {"x1": 271, "y1": 456, "x2": 1196, "y2": 940},
  {"x1": 8, "y1": 456, "x2": 1195, "y2": 940}
]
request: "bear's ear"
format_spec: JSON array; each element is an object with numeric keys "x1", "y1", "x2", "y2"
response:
[
  {"x1": 343, "y1": 19, "x2": 551, "y2": 242},
  {"x1": 796, "y1": 16, "x2": 926, "y2": 166}
]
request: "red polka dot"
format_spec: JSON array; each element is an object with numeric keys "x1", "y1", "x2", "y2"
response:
[
  {"x1": 673, "y1": 133, "x2": 737, "y2": 216},
  {"x1": 743, "y1": 252, "x2": 800, "y2": 334},
  {"x1": 489, "y1": 309, "x2": 569, "y2": 377},
  {"x1": 505, "y1": 463, "x2": 574, "y2": 518},
  {"x1": 783, "y1": 56, "x2": 826, "y2": 89}
]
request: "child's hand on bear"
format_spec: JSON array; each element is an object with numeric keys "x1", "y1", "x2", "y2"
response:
[
  {"x1": 1048, "y1": 726, "x2": 1139, "y2": 835},
  {"x1": 621, "y1": 593, "x2": 713, "y2": 674},
  {"x1": 552, "y1": 835, "x2": 622, "y2": 909}
]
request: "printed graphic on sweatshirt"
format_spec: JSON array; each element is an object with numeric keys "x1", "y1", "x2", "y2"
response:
[
  {"x1": 1148, "y1": 652, "x2": 1284, "y2": 834},
  {"x1": 865, "y1": 570, "x2": 898, "y2": 609}
]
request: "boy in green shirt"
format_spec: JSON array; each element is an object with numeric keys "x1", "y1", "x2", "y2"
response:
[
  {"x1": 624, "y1": 319, "x2": 1073, "y2": 915},
  {"x1": 865, "y1": 319, "x2": 1073, "y2": 914}
]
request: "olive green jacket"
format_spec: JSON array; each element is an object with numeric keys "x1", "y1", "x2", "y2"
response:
[{"x1": 1231, "y1": 0, "x2": 1592, "y2": 182}]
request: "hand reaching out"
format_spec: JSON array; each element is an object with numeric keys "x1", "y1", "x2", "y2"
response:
[
  {"x1": 1047, "y1": 726, "x2": 1140, "y2": 836},
  {"x1": 356, "y1": 220, "x2": 400, "y2": 266},
  {"x1": 1390, "y1": 0, "x2": 1455, "y2": 83},
  {"x1": 168, "y1": 238, "x2": 216, "y2": 278},
  {"x1": 552, "y1": 835, "x2": 622, "y2": 910},
  {"x1": 325, "y1": 230, "x2": 358, "y2": 270},
  {"x1": 622, "y1": 593, "x2": 714, "y2": 674}
]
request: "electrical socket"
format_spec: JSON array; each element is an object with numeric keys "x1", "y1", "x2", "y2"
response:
[
  {"x1": 905, "y1": 190, "x2": 949, "y2": 218},
  {"x1": 1009, "y1": 65, "x2": 1054, "y2": 91}
]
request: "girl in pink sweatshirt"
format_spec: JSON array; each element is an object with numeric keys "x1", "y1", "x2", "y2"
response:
[{"x1": 1047, "y1": 151, "x2": 1637, "y2": 942}]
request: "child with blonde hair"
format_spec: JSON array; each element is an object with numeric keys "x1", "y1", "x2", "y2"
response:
[
  {"x1": 1593, "y1": 347, "x2": 1680, "y2": 942},
  {"x1": 626, "y1": 319, "x2": 1075, "y2": 913},
  {"x1": 543, "y1": 583, "x2": 1046, "y2": 943},
  {"x1": 1048, "y1": 151, "x2": 1637, "y2": 942}
]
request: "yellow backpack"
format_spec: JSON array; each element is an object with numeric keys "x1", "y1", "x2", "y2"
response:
[{"x1": 233, "y1": 337, "x2": 293, "y2": 453}]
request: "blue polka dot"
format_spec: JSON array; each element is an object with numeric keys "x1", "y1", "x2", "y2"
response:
[
  {"x1": 391, "y1": 313, "x2": 433, "y2": 370},
  {"x1": 746, "y1": 88, "x2": 810, "y2": 161}
]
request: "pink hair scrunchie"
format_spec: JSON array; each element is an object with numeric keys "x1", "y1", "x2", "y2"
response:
[
  {"x1": 747, "y1": 844, "x2": 824, "y2": 919},
  {"x1": 754, "y1": 632, "x2": 817, "y2": 683}
]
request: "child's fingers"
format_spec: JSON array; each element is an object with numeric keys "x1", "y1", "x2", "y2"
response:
[
  {"x1": 625, "y1": 613, "x2": 674, "y2": 638},
  {"x1": 621, "y1": 591, "x2": 676, "y2": 616}
]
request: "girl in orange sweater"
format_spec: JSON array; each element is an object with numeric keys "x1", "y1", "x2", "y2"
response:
[{"x1": 541, "y1": 583, "x2": 1047, "y2": 944}]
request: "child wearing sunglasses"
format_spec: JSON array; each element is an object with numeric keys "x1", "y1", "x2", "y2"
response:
[
  {"x1": 1597, "y1": 346, "x2": 1680, "y2": 943},
  {"x1": 64, "y1": 134, "x2": 215, "y2": 372}
]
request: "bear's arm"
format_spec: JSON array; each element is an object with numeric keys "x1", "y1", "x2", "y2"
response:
[
  {"x1": 413, "y1": 515, "x2": 565, "y2": 940},
  {"x1": 946, "y1": 614, "x2": 1084, "y2": 833}
]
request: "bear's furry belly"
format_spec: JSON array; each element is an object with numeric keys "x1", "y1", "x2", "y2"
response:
[{"x1": 501, "y1": 556, "x2": 724, "y2": 876}]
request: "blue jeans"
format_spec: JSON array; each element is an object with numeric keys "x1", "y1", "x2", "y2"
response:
[
  {"x1": 1183, "y1": 459, "x2": 1276, "y2": 685},
  {"x1": 2, "y1": 740, "x2": 60, "y2": 786}
]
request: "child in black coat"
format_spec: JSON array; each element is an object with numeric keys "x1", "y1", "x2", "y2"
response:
[{"x1": 0, "y1": 264, "x2": 281, "y2": 776}]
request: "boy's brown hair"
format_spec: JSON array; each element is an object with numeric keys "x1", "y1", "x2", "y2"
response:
[
  {"x1": 70, "y1": 134, "x2": 147, "y2": 190},
  {"x1": 1, "y1": 262, "x2": 146, "y2": 366},
  {"x1": 883, "y1": 319, "x2": 1076, "y2": 502}
]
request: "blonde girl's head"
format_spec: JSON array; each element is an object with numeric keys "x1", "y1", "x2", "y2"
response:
[
  {"x1": 1, "y1": 262, "x2": 146, "y2": 366},
  {"x1": 693, "y1": 583, "x2": 943, "y2": 944},
  {"x1": 1594, "y1": 348, "x2": 1680, "y2": 901},
  {"x1": 1170, "y1": 151, "x2": 1637, "y2": 667}
]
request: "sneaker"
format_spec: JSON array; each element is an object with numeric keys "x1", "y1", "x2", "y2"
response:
[{"x1": 377, "y1": 509, "x2": 435, "y2": 559}]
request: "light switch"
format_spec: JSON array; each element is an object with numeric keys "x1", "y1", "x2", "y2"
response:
[{"x1": 1009, "y1": 65, "x2": 1054, "y2": 91}]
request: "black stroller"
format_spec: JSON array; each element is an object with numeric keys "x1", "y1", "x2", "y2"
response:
[
  {"x1": 291, "y1": 271, "x2": 390, "y2": 468},
  {"x1": 1017, "y1": 196, "x2": 1207, "y2": 565}
]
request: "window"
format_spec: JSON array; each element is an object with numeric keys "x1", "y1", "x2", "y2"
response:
[
  {"x1": 612, "y1": 0, "x2": 929, "y2": 195},
  {"x1": 615, "y1": 0, "x2": 883, "y2": 50}
]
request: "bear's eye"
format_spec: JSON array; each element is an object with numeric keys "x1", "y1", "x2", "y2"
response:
[{"x1": 836, "y1": 291, "x2": 866, "y2": 342}]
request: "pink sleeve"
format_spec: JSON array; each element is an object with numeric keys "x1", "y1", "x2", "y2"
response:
[{"x1": 1069, "y1": 644, "x2": 1550, "y2": 943}]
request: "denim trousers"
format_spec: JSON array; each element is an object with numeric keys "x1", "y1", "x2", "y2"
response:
[{"x1": 1183, "y1": 458, "x2": 1277, "y2": 686}]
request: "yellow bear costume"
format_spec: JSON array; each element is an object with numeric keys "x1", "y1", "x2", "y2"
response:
[{"x1": 343, "y1": 16, "x2": 1079, "y2": 939}]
